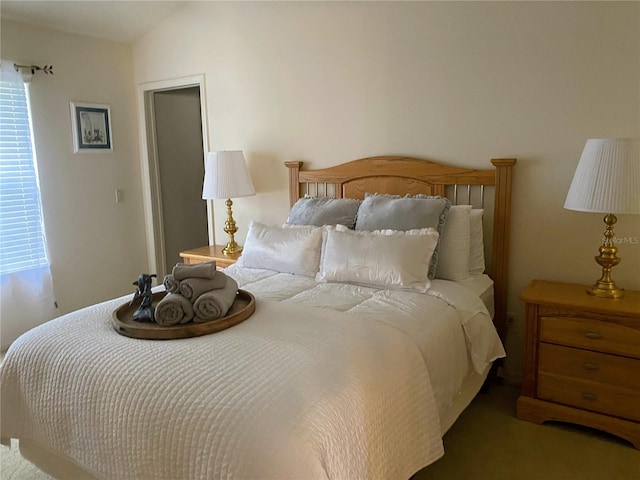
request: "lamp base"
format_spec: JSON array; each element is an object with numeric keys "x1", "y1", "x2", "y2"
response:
[
  {"x1": 222, "y1": 198, "x2": 243, "y2": 256},
  {"x1": 222, "y1": 241, "x2": 242, "y2": 256},
  {"x1": 587, "y1": 282, "x2": 624, "y2": 299},
  {"x1": 587, "y1": 213, "x2": 624, "y2": 299}
]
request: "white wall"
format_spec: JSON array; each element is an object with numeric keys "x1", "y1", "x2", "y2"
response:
[
  {"x1": 1, "y1": 20, "x2": 148, "y2": 319},
  {"x1": 133, "y1": 1, "x2": 639, "y2": 382},
  {"x1": 3, "y1": 3, "x2": 634, "y2": 378}
]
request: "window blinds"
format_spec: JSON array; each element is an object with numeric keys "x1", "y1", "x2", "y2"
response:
[{"x1": 0, "y1": 75, "x2": 49, "y2": 274}]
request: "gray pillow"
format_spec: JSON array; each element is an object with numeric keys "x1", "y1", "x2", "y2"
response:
[
  {"x1": 287, "y1": 197, "x2": 361, "y2": 229},
  {"x1": 355, "y1": 193, "x2": 451, "y2": 278}
]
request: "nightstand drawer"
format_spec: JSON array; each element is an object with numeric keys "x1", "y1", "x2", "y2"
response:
[
  {"x1": 538, "y1": 343, "x2": 640, "y2": 391},
  {"x1": 538, "y1": 373, "x2": 640, "y2": 422},
  {"x1": 540, "y1": 316, "x2": 640, "y2": 358},
  {"x1": 183, "y1": 256, "x2": 231, "y2": 269},
  {"x1": 180, "y1": 245, "x2": 241, "y2": 269}
]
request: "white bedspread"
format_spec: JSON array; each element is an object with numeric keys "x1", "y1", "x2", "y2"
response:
[
  {"x1": 227, "y1": 266, "x2": 505, "y2": 416},
  {"x1": 0, "y1": 266, "x2": 504, "y2": 479}
]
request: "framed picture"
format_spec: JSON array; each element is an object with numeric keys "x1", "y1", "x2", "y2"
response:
[{"x1": 70, "y1": 102, "x2": 113, "y2": 153}]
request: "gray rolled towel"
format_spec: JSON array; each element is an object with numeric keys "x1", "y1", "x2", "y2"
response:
[
  {"x1": 163, "y1": 274, "x2": 181, "y2": 293},
  {"x1": 172, "y1": 261, "x2": 217, "y2": 281},
  {"x1": 179, "y1": 274, "x2": 228, "y2": 300},
  {"x1": 193, "y1": 277, "x2": 239, "y2": 322},
  {"x1": 155, "y1": 293, "x2": 195, "y2": 326}
]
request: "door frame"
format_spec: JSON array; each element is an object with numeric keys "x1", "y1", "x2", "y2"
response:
[{"x1": 137, "y1": 74, "x2": 213, "y2": 279}]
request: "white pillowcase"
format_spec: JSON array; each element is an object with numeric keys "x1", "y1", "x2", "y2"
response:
[
  {"x1": 469, "y1": 209, "x2": 485, "y2": 275},
  {"x1": 317, "y1": 224, "x2": 439, "y2": 292},
  {"x1": 237, "y1": 222, "x2": 324, "y2": 277},
  {"x1": 435, "y1": 205, "x2": 472, "y2": 281}
]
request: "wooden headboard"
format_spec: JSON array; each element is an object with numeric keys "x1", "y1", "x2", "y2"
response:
[{"x1": 285, "y1": 155, "x2": 516, "y2": 341}]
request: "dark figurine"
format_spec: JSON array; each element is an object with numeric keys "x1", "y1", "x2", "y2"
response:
[{"x1": 130, "y1": 273, "x2": 157, "y2": 323}]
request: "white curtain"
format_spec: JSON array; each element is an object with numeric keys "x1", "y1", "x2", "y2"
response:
[
  {"x1": 1, "y1": 268, "x2": 59, "y2": 350},
  {"x1": 0, "y1": 59, "x2": 59, "y2": 351}
]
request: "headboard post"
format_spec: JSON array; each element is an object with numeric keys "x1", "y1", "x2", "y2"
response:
[
  {"x1": 285, "y1": 161, "x2": 302, "y2": 207},
  {"x1": 490, "y1": 158, "x2": 517, "y2": 342}
]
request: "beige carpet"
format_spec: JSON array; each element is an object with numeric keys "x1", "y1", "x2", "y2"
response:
[
  {"x1": 414, "y1": 384, "x2": 639, "y2": 480},
  {"x1": 1, "y1": 385, "x2": 638, "y2": 479},
  {"x1": 1, "y1": 440, "x2": 54, "y2": 480}
]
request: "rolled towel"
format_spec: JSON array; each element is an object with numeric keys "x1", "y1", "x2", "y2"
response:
[
  {"x1": 193, "y1": 277, "x2": 239, "y2": 322},
  {"x1": 155, "y1": 293, "x2": 195, "y2": 326},
  {"x1": 163, "y1": 274, "x2": 181, "y2": 293},
  {"x1": 173, "y1": 261, "x2": 217, "y2": 281},
  {"x1": 179, "y1": 274, "x2": 228, "y2": 300}
]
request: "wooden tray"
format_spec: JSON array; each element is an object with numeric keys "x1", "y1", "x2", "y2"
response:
[{"x1": 112, "y1": 290, "x2": 255, "y2": 340}]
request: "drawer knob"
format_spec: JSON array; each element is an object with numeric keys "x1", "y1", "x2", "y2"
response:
[
  {"x1": 583, "y1": 362, "x2": 599, "y2": 371},
  {"x1": 585, "y1": 332, "x2": 602, "y2": 340},
  {"x1": 582, "y1": 392, "x2": 598, "y2": 401}
]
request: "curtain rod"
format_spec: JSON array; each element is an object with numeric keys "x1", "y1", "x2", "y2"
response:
[{"x1": 14, "y1": 64, "x2": 54, "y2": 76}]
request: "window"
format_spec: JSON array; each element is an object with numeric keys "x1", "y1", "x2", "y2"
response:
[{"x1": 0, "y1": 71, "x2": 49, "y2": 275}]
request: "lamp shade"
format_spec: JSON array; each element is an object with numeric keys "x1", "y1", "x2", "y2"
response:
[
  {"x1": 202, "y1": 151, "x2": 255, "y2": 200},
  {"x1": 564, "y1": 138, "x2": 640, "y2": 214}
]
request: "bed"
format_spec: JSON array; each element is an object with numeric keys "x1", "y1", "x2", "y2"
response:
[{"x1": 0, "y1": 155, "x2": 516, "y2": 479}]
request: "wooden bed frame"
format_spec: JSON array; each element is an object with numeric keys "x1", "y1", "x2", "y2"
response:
[{"x1": 285, "y1": 155, "x2": 516, "y2": 341}]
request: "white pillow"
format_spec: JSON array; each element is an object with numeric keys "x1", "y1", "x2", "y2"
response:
[
  {"x1": 469, "y1": 209, "x2": 486, "y2": 275},
  {"x1": 435, "y1": 205, "x2": 472, "y2": 281},
  {"x1": 317, "y1": 224, "x2": 439, "y2": 292},
  {"x1": 237, "y1": 222, "x2": 323, "y2": 277}
]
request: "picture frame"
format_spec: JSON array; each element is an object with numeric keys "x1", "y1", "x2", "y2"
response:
[{"x1": 70, "y1": 102, "x2": 113, "y2": 153}]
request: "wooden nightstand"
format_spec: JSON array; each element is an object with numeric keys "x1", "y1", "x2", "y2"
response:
[
  {"x1": 179, "y1": 245, "x2": 241, "y2": 269},
  {"x1": 517, "y1": 279, "x2": 640, "y2": 448}
]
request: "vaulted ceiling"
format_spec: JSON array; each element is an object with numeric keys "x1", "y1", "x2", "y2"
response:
[{"x1": 1, "y1": 1, "x2": 188, "y2": 43}]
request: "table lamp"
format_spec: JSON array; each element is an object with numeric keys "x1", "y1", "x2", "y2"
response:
[
  {"x1": 564, "y1": 138, "x2": 640, "y2": 298},
  {"x1": 202, "y1": 151, "x2": 256, "y2": 255}
]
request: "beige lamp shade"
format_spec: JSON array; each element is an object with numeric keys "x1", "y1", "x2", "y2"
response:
[
  {"x1": 202, "y1": 151, "x2": 255, "y2": 200},
  {"x1": 564, "y1": 138, "x2": 640, "y2": 214}
]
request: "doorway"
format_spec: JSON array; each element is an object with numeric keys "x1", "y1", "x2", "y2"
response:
[
  {"x1": 153, "y1": 87, "x2": 207, "y2": 273},
  {"x1": 138, "y1": 75, "x2": 212, "y2": 280}
]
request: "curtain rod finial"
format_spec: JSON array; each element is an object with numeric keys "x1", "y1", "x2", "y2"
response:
[{"x1": 13, "y1": 63, "x2": 54, "y2": 76}]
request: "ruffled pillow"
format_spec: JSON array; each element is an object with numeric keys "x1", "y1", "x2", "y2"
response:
[
  {"x1": 287, "y1": 197, "x2": 361, "y2": 229},
  {"x1": 317, "y1": 224, "x2": 439, "y2": 292},
  {"x1": 355, "y1": 193, "x2": 450, "y2": 278}
]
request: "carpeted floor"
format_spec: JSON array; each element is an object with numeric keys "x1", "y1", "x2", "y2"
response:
[
  {"x1": 414, "y1": 384, "x2": 639, "y2": 480},
  {"x1": 1, "y1": 384, "x2": 638, "y2": 479},
  {"x1": 0, "y1": 439, "x2": 54, "y2": 480}
]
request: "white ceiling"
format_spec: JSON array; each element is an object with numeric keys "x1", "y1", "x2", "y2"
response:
[{"x1": 1, "y1": 1, "x2": 188, "y2": 43}]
